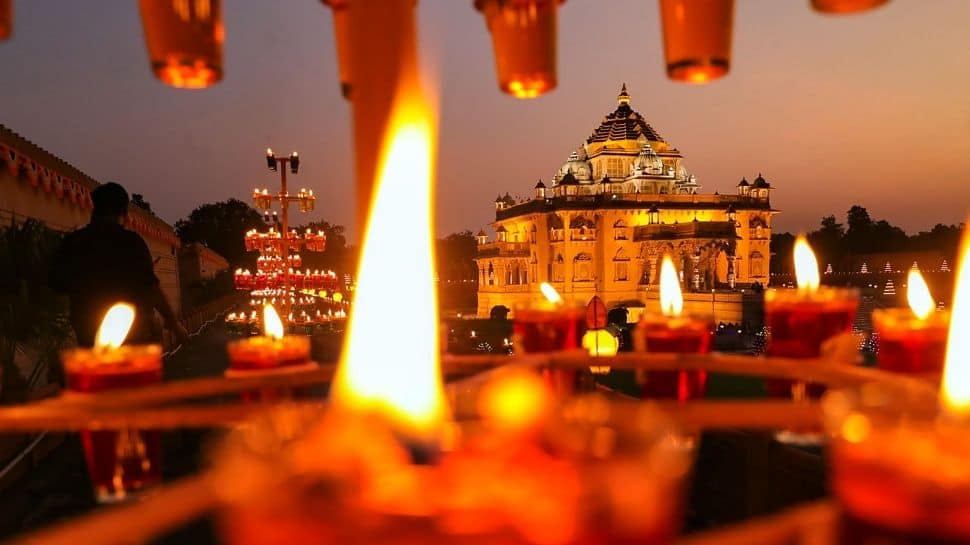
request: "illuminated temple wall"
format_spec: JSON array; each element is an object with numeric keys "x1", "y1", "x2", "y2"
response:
[
  {"x1": 0, "y1": 124, "x2": 182, "y2": 316},
  {"x1": 476, "y1": 87, "x2": 775, "y2": 323}
]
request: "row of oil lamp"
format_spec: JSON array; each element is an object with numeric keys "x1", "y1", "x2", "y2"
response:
[
  {"x1": 226, "y1": 308, "x2": 347, "y2": 329},
  {"x1": 0, "y1": 1, "x2": 889, "y2": 94},
  {"x1": 54, "y1": 227, "x2": 969, "y2": 542},
  {"x1": 251, "y1": 187, "x2": 316, "y2": 212},
  {"x1": 234, "y1": 268, "x2": 339, "y2": 292},
  {"x1": 255, "y1": 254, "x2": 304, "y2": 270},
  {"x1": 244, "y1": 228, "x2": 327, "y2": 253}
]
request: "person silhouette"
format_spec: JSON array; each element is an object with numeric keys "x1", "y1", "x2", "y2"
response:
[{"x1": 50, "y1": 182, "x2": 188, "y2": 348}]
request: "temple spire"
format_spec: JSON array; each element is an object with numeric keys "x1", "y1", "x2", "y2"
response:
[{"x1": 617, "y1": 83, "x2": 631, "y2": 106}]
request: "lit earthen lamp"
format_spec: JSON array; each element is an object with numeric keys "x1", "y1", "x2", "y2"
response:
[
  {"x1": 811, "y1": 0, "x2": 888, "y2": 15},
  {"x1": 137, "y1": 0, "x2": 223, "y2": 88},
  {"x1": 514, "y1": 282, "x2": 586, "y2": 395},
  {"x1": 765, "y1": 236, "x2": 859, "y2": 401},
  {"x1": 634, "y1": 255, "x2": 713, "y2": 402},
  {"x1": 217, "y1": 85, "x2": 692, "y2": 545},
  {"x1": 60, "y1": 303, "x2": 163, "y2": 503},
  {"x1": 474, "y1": 0, "x2": 564, "y2": 99},
  {"x1": 825, "y1": 226, "x2": 970, "y2": 545},
  {"x1": 225, "y1": 304, "x2": 315, "y2": 402},
  {"x1": 658, "y1": 0, "x2": 734, "y2": 83},
  {"x1": 873, "y1": 269, "x2": 949, "y2": 376}
]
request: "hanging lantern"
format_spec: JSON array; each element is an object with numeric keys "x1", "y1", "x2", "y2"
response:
[
  {"x1": 0, "y1": 0, "x2": 11, "y2": 41},
  {"x1": 321, "y1": 0, "x2": 351, "y2": 99},
  {"x1": 138, "y1": 0, "x2": 224, "y2": 89},
  {"x1": 658, "y1": 0, "x2": 734, "y2": 84},
  {"x1": 474, "y1": 0, "x2": 563, "y2": 99},
  {"x1": 810, "y1": 0, "x2": 888, "y2": 14}
]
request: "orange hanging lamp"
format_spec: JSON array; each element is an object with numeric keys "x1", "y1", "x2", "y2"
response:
[
  {"x1": 0, "y1": 0, "x2": 11, "y2": 41},
  {"x1": 658, "y1": 0, "x2": 735, "y2": 84},
  {"x1": 811, "y1": 0, "x2": 889, "y2": 15},
  {"x1": 138, "y1": 0, "x2": 224, "y2": 89},
  {"x1": 474, "y1": 0, "x2": 564, "y2": 99}
]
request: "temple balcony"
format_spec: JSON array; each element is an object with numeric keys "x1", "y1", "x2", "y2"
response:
[{"x1": 476, "y1": 241, "x2": 530, "y2": 258}]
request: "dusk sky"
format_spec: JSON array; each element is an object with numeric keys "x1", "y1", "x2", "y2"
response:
[{"x1": 1, "y1": 1, "x2": 968, "y2": 242}]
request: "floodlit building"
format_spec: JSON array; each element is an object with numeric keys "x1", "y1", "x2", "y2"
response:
[{"x1": 476, "y1": 86, "x2": 776, "y2": 322}]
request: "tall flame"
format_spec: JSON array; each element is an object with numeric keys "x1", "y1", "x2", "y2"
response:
[
  {"x1": 332, "y1": 84, "x2": 447, "y2": 439},
  {"x1": 95, "y1": 303, "x2": 135, "y2": 350},
  {"x1": 907, "y1": 269, "x2": 934, "y2": 320},
  {"x1": 941, "y1": 226, "x2": 970, "y2": 414},
  {"x1": 263, "y1": 304, "x2": 284, "y2": 340},
  {"x1": 659, "y1": 255, "x2": 683, "y2": 317},
  {"x1": 794, "y1": 236, "x2": 820, "y2": 292}
]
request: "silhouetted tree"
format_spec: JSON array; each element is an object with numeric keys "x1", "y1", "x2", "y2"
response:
[
  {"x1": 131, "y1": 194, "x2": 152, "y2": 213},
  {"x1": 808, "y1": 214, "x2": 845, "y2": 264},
  {"x1": 770, "y1": 232, "x2": 796, "y2": 275},
  {"x1": 293, "y1": 220, "x2": 349, "y2": 274},
  {"x1": 437, "y1": 230, "x2": 478, "y2": 283},
  {"x1": 175, "y1": 199, "x2": 265, "y2": 267}
]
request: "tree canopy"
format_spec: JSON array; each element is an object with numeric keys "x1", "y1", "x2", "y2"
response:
[
  {"x1": 175, "y1": 199, "x2": 265, "y2": 267},
  {"x1": 771, "y1": 205, "x2": 964, "y2": 274}
]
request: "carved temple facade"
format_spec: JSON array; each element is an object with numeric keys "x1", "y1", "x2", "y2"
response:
[{"x1": 475, "y1": 86, "x2": 776, "y2": 322}]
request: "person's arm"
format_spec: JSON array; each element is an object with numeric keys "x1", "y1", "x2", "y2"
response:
[
  {"x1": 132, "y1": 235, "x2": 189, "y2": 344},
  {"x1": 148, "y1": 284, "x2": 188, "y2": 344}
]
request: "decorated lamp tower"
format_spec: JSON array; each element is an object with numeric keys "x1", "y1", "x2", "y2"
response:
[{"x1": 231, "y1": 149, "x2": 345, "y2": 330}]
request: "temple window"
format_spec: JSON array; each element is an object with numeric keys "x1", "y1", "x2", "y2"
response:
[
  {"x1": 613, "y1": 219, "x2": 627, "y2": 240},
  {"x1": 552, "y1": 254, "x2": 565, "y2": 282},
  {"x1": 750, "y1": 251, "x2": 765, "y2": 278},
  {"x1": 574, "y1": 252, "x2": 593, "y2": 282}
]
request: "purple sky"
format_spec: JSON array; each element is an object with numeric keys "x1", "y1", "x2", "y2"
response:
[{"x1": 1, "y1": 1, "x2": 968, "y2": 241}]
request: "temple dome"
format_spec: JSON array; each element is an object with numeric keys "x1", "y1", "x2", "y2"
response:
[
  {"x1": 559, "y1": 148, "x2": 592, "y2": 181},
  {"x1": 631, "y1": 143, "x2": 664, "y2": 176},
  {"x1": 587, "y1": 85, "x2": 665, "y2": 145}
]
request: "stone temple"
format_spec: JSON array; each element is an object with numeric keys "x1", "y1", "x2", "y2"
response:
[{"x1": 475, "y1": 85, "x2": 776, "y2": 324}]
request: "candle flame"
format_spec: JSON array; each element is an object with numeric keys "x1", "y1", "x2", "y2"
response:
[
  {"x1": 907, "y1": 269, "x2": 934, "y2": 320},
  {"x1": 794, "y1": 236, "x2": 820, "y2": 292},
  {"x1": 332, "y1": 83, "x2": 447, "y2": 440},
  {"x1": 942, "y1": 226, "x2": 970, "y2": 414},
  {"x1": 659, "y1": 255, "x2": 683, "y2": 317},
  {"x1": 540, "y1": 282, "x2": 562, "y2": 305},
  {"x1": 94, "y1": 303, "x2": 135, "y2": 349},
  {"x1": 263, "y1": 304, "x2": 284, "y2": 340}
]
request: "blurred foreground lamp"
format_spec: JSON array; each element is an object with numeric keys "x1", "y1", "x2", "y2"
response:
[
  {"x1": 825, "y1": 222, "x2": 970, "y2": 544},
  {"x1": 138, "y1": 0, "x2": 223, "y2": 89},
  {"x1": 811, "y1": 0, "x2": 888, "y2": 15},
  {"x1": 321, "y1": 0, "x2": 351, "y2": 99},
  {"x1": 658, "y1": 0, "x2": 734, "y2": 84},
  {"x1": 0, "y1": 0, "x2": 12, "y2": 41},
  {"x1": 474, "y1": 0, "x2": 564, "y2": 99}
]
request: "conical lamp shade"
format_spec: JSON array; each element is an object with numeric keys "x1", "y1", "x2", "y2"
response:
[{"x1": 138, "y1": 0, "x2": 224, "y2": 89}]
